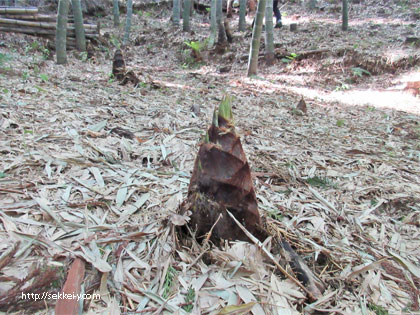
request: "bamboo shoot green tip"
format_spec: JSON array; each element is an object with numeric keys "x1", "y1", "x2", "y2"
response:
[{"x1": 218, "y1": 95, "x2": 233, "y2": 121}]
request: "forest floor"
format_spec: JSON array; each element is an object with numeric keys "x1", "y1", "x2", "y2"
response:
[{"x1": 0, "y1": 0, "x2": 419, "y2": 314}]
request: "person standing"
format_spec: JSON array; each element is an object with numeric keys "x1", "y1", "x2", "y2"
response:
[
  {"x1": 273, "y1": 0, "x2": 282, "y2": 28},
  {"x1": 247, "y1": 0, "x2": 283, "y2": 29}
]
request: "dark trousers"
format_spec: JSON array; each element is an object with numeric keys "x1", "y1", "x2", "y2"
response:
[{"x1": 273, "y1": 0, "x2": 281, "y2": 23}]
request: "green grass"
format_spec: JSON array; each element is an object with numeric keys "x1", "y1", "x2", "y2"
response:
[
  {"x1": 162, "y1": 266, "x2": 177, "y2": 299},
  {"x1": 368, "y1": 303, "x2": 389, "y2": 315},
  {"x1": 306, "y1": 176, "x2": 337, "y2": 189},
  {"x1": 182, "y1": 287, "x2": 195, "y2": 312}
]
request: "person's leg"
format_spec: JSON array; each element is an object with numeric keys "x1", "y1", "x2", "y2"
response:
[{"x1": 273, "y1": 0, "x2": 282, "y2": 28}]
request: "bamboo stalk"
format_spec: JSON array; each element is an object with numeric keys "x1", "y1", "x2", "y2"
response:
[
  {"x1": 0, "y1": 7, "x2": 38, "y2": 14},
  {"x1": 0, "y1": 17, "x2": 97, "y2": 30},
  {"x1": 0, "y1": 26, "x2": 98, "y2": 38},
  {"x1": 0, "y1": 14, "x2": 84, "y2": 23},
  {"x1": 0, "y1": 14, "x2": 57, "y2": 21}
]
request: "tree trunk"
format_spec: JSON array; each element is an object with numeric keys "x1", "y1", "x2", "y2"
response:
[
  {"x1": 247, "y1": 0, "x2": 266, "y2": 76},
  {"x1": 238, "y1": 0, "x2": 246, "y2": 31},
  {"x1": 56, "y1": 0, "x2": 69, "y2": 64},
  {"x1": 342, "y1": 0, "x2": 348, "y2": 30},
  {"x1": 183, "y1": 0, "x2": 191, "y2": 32},
  {"x1": 172, "y1": 0, "x2": 180, "y2": 26},
  {"x1": 113, "y1": 0, "x2": 120, "y2": 27},
  {"x1": 123, "y1": 0, "x2": 133, "y2": 45},
  {"x1": 71, "y1": 0, "x2": 86, "y2": 51},
  {"x1": 208, "y1": 0, "x2": 217, "y2": 47},
  {"x1": 265, "y1": 0, "x2": 274, "y2": 65},
  {"x1": 216, "y1": 0, "x2": 226, "y2": 47}
]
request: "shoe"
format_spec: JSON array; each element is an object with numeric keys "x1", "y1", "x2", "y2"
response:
[{"x1": 275, "y1": 21, "x2": 282, "y2": 28}]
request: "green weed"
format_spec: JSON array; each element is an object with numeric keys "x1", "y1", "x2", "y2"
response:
[
  {"x1": 39, "y1": 73, "x2": 49, "y2": 83},
  {"x1": 306, "y1": 176, "x2": 336, "y2": 189},
  {"x1": 367, "y1": 303, "x2": 388, "y2": 315},
  {"x1": 336, "y1": 119, "x2": 345, "y2": 127},
  {"x1": 184, "y1": 41, "x2": 203, "y2": 52},
  {"x1": 182, "y1": 287, "x2": 195, "y2": 312},
  {"x1": 351, "y1": 67, "x2": 371, "y2": 77},
  {"x1": 162, "y1": 266, "x2": 177, "y2": 299},
  {"x1": 281, "y1": 52, "x2": 298, "y2": 63},
  {"x1": 0, "y1": 53, "x2": 12, "y2": 69}
]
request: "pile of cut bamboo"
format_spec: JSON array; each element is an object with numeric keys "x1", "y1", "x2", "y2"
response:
[{"x1": 0, "y1": 6, "x2": 99, "y2": 48}]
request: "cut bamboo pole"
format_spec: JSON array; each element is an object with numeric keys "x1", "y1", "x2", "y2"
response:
[
  {"x1": 0, "y1": 14, "x2": 82, "y2": 23},
  {"x1": 0, "y1": 14, "x2": 56, "y2": 21},
  {"x1": 0, "y1": 17, "x2": 97, "y2": 30},
  {"x1": 0, "y1": 26, "x2": 98, "y2": 38},
  {"x1": 0, "y1": 7, "x2": 38, "y2": 14}
]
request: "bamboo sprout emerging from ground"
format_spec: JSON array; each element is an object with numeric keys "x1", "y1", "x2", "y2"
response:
[
  {"x1": 342, "y1": 0, "x2": 348, "y2": 30},
  {"x1": 123, "y1": 0, "x2": 133, "y2": 45},
  {"x1": 265, "y1": 0, "x2": 274, "y2": 65},
  {"x1": 247, "y1": 0, "x2": 266, "y2": 76},
  {"x1": 183, "y1": 0, "x2": 191, "y2": 32},
  {"x1": 238, "y1": 0, "x2": 246, "y2": 31},
  {"x1": 56, "y1": 0, "x2": 70, "y2": 64},
  {"x1": 172, "y1": 0, "x2": 180, "y2": 26},
  {"x1": 113, "y1": 0, "x2": 120, "y2": 27},
  {"x1": 71, "y1": 0, "x2": 86, "y2": 51}
]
